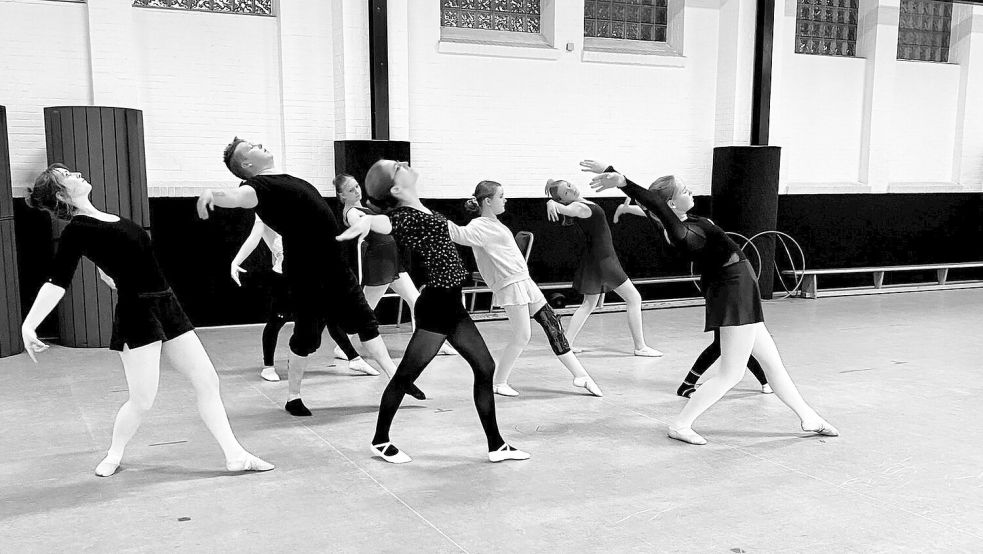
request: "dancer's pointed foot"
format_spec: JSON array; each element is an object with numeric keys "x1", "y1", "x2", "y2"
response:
[
  {"x1": 633, "y1": 346, "x2": 663, "y2": 357},
  {"x1": 668, "y1": 426, "x2": 707, "y2": 445},
  {"x1": 94, "y1": 455, "x2": 121, "y2": 477},
  {"x1": 488, "y1": 444, "x2": 530, "y2": 463},
  {"x1": 333, "y1": 345, "x2": 347, "y2": 360},
  {"x1": 226, "y1": 453, "x2": 275, "y2": 472},
  {"x1": 573, "y1": 376, "x2": 603, "y2": 397},
  {"x1": 260, "y1": 366, "x2": 280, "y2": 382},
  {"x1": 676, "y1": 383, "x2": 697, "y2": 398},
  {"x1": 801, "y1": 419, "x2": 839, "y2": 437},
  {"x1": 348, "y1": 356, "x2": 380, "y2": 376},
  {"x1": 405, "y1": 384, "x2": 427, "y2": 401},
  {"x1": 285, "y1": 398, "x2": 312, "y2": 416},
  {"x1": 372, "y1": 442, "x2": 412, "y2": 464},
  {"x1": 493, "y1": 383, "x2": 519, "y2": 397},
  {"x1": 761, "y1": 383, "x2": 774, "y2": 394}
]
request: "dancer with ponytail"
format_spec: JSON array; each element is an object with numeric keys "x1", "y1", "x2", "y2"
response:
[
  {"x1": 338, "y1": 160, "x2": 529, "y2": 464},
  {"x1": 584, "y1": 159, "x2": 837, "y2": 445},
  {"x1": 544, "y1": 179, "x2": 662, "y2": 357},
  {"x1": 448, "y1": 180, "x2": 602, "y2": 397},
  {"x1": 613, "y1": 200, "x2": 772, "y2": 397},
  {"x1": 22, "y1": 164, "x2": 273, "y2": 476},
  {"x1": 231, "y1": 214, "x2": 378, "y2": 381}
]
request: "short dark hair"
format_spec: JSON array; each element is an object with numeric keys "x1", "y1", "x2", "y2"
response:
[{"x1": 223, "y1": 137, "x2": 249, "y2": 180}]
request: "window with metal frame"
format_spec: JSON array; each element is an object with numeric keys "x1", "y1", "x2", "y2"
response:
[
  {"x1": 897, "y1": 0, "x2": 952, "y2": 62},
  {"x1": 584, "y1": 0, "x2": 667, "y2": 43},
  {"x1": 440, "y1": 0, "x2": 541, "y2": 33},
  {"x1": 794, "y1": 0, "x2": 859, "y2": 57},
  {"x1": 131, "y1": 0, "x2": 274, "y2": 17}
]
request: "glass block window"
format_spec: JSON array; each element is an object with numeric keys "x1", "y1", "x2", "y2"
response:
[
  {"x1": 131, "y1": 0, "x2": 274, "y2": 17},
  {"x1": 897, "y1": 0, "x2": 952, "y2": 62},
  {"x1": 794, "y1": 0, "x2": 859, "y2": 57},
  {"x1": 440, "y1": 0, "x2": 542, "y2": 34},
  {"x1": 584, "y1": 0, "x2": 667, "y2": 42}
]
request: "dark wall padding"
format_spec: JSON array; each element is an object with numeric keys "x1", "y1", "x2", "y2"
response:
[
  {"x1": 0, "y1": 106, "x2": 25, "y2": 357},
  {"x1": 12, "y1": 192, "x2": 983, "y2": 332},
  {"x1": 333, "y1": 140, "x2": 411, "y2": 189},
  {"x1": 711, "y1": 146, "x2": 781, "y2": 298},
  {"x1": 43, "y1": 106, "x2": 150, "y2": 347}
]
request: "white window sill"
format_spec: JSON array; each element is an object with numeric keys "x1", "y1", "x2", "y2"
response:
[
  {"x1": 438, "y1": 28, "x2": 561, "y2": 61},
  {"x1": 581, "y1": 38, "x2": 684, "y2": 67},
  {"x1": 780, "y1": 182, "x2": 871, "y2": 194},
  {"x1": 887, "y1": 181, "x2": 967, "y2": 193}
]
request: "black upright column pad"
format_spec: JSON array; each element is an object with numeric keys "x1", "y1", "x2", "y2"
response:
[
  {"x1": 710, "y1": 146, "x2": 781, "y2": 298},
  {"x1": 43, "y1": 106, "x2": 150, "y2": 348},
  {"x1": 0, "y1": 106, "x2": 24, "y2": 358},
  {"x1": 334, "y1": 140, "x2": 411, "y2": 190}
]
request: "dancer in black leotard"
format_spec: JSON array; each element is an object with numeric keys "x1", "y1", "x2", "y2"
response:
[
  {"x1": 198, "y1": 138, "x2": 420, "y2": 417},
  {"x1": 544, "y1": 179, "x2": 661, "y2": 357},
  {"x1": 613, "y1": 200, "x2": 772, "y2": 397},
  {"x1": 584, "y1": 159, "x2": 837, "y2": 445},
  {"x1": 231, "y1": 215, "x2": 378, "y2": 380},
  {"x1": 21, "y1": 164, "x2": 273, "y2": 476},
  {"x1": 337, "y1": 159, "x2": 529, "y2": 464}
]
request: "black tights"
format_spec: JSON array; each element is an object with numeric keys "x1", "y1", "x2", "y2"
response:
[
  {"x1": 262, "y1": 311, "x2": 359, "y2": 366},
  {"x1": 373, "y1": 318, "x2": 504, "y2": 451},
  {"x1": 677, "y1": 329, "x2": 767, "y2": 397}
]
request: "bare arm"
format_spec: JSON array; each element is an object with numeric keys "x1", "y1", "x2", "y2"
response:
[
  {"x1": 337, "y1": 212, "x2": 392, "y2": 242},
  {"x1": 197, "y1": 185, "x2": 259, "y2": 219},
  {"x1": 21, "y1": 283, "x2": 67, "y2": 362},
  {"x1": 229, "y1": 214, "x2": 270, "y2": 285},
  {"x1": 346, "y1": 207, "x2": 392, "y2": 235}
]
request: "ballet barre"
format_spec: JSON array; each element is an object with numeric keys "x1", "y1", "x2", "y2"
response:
[{"x1": 783, "y1": 262, "x2": 983, "y2": 299}]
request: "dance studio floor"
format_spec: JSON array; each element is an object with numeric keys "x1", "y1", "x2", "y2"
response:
[{"x1": 2, "y1": 289, "x2": 982, "y2": 553}]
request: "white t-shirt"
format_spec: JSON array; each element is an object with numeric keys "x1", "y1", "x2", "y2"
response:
[{"x1": 447, "y1": 217, "x2": 530, "y2": 292}]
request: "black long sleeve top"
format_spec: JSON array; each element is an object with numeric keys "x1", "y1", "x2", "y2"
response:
[{"x1": 615, "y1": 171, "x2": 744, "y2": 273}]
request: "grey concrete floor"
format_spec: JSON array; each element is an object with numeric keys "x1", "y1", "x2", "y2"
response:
[{"x1": 1, "y1": 290, "x2": 981, "y2": 553}]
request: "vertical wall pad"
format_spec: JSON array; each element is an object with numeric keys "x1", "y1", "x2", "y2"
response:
[
  {"x1": 43, "y1": 107, "x2": 150, "y2": 348},
  {"x1": 333, "y1": 140, "x2": 411, "y2": 187},
  {"x1": 0, "y1": 106, "x2": 25, "y2": 357},
  {"x1": 711, "y1": 146, "x2": 781, "y2": 298}
]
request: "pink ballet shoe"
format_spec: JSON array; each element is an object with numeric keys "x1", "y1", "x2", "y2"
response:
[
  {"x1": 488, "y1": 444, "x2": 530, "y2": 463},
  {"x1": 667, "y1": 426, "x2": 707, "y2": 445},
  {"x1": 802, "y1": 420, "x2": 839, "y2": 437},
  {"x1": 226, "y1": 453, "x2": 274, "y2": 472}
]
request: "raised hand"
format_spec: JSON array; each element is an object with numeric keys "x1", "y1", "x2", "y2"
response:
[
  {"x1": 21, "y1": 325, "x2": 49, "y2": 363},
  {"x1": 546, "y1": 199, "x2": 561, "y2": 222},
  {"x1": 579, "y1": 159, "x2": 608, "y2": 174},
  {"x1": 589, "y1": 172, "x2": 626, "y2": 193},
  {"x1": 196, "y1": 190, "x2": 215, "y2": 220},
  {"x1": 230, "y1": 264, "x2": 247, "y2": 286},
  {"x1": 613, "y1": 198, "x2": 632, "y2": 224}
]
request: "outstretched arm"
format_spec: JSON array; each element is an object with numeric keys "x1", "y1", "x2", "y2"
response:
[
  {"x1": 546, "y1": 200, "x2": 592, "y2": 222},
  {"x1": 337, "y1": 212, "x2": 392, "y2": 242},
  {"x1": 446, "y1": 220, "x2": 486, "y2": 247},
  {"x1": 21, "y1": 283, "x2": 66, "y2": 362},
  {"x1": 590, "y1": 170, "x2": 689, "y2": 244},
  {"x1": 197, "y1": 185, "x2": 259, "y2": 220},
  {"x1": 345, "y1": 207, "x2": 392, "y2": 235}
]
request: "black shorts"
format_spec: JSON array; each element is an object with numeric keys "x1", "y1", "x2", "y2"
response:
[
  {"x1": 287, "y1": 270, "x2": 380, "y2": 356},
  {"x1": 110, "y1": 289, "x2": 195, "y2": 351},
  {"x1": 414, "y1": 286, "x2": 469, "y2": 336},
  {"x1": 702, "y1": 260, "x2": 765, "y2": 331}
]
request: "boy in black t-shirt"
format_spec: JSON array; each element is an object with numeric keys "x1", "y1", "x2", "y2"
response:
[{"x1": 197, "y1": 138, "x2": 421, "y2": 416}]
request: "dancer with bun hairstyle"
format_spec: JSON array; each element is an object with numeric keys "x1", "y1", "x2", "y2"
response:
[
  {"x1": 584, "y1": 159, "x2": 837, "y2": 445},
  {"x1": 22, "y1": 164, "x2": 273, "y2": 476},
  {"x1": 544, "y1": 178, "x2": 662, "y2": 357},
  {"x1": 448, "y1": 180, "x2": 602, "y2": 397},
  {"x1": 338, "y1": 160, "x2": 529, "y2": 464}
]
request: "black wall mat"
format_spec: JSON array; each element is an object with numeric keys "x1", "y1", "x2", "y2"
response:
[{"x1": 0, "y1": 106, "x2": 24, "y2": 357}]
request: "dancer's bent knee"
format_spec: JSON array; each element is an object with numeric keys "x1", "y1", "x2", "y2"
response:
[{"x1": 533, "y1": 304, "x2": 571, "y2": 355}]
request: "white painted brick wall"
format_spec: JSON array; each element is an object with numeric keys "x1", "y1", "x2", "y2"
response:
[
  {"x1": 0, "y1": 0, "x2": 92, "y2": 195},
  {"x1": 2, "y1": 0, "x2": 981, "y2": 197}
]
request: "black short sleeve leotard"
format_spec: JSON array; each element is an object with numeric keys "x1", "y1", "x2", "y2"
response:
[
  {"x1": 344, "y1": 205, "x2": 401, "y2": 287},
  {"x1": 48, "y1": 215, "x2": 169, "y2": 294}
]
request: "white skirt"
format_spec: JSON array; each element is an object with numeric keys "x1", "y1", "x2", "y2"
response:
[{"x1": 492, "y1": 278, "x2": 546, "y2": 307}]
